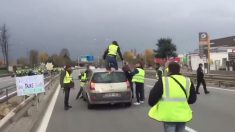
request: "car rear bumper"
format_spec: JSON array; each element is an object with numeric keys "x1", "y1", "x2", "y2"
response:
[{"x1": 88, "y1": 91, "x2": 132, "y2": 104}]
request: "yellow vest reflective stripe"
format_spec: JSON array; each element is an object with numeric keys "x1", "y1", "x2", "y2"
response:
[
  {"x1": 63, "y1": 71, "x2": 72, "y2": 84},
  {"x1": 108, "y1": 44, "x2": 118, "y2": 56},
  {"x1": 132, "y1": 68, "x2": 145, "y2": 83},
  {"x1": 148, "y1": 75, "x2": 192, "y2": 122}
]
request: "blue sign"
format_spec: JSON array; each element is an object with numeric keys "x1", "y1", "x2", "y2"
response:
[{"x1": 80, "y1": 55, "x2": 94, "y2": 63}]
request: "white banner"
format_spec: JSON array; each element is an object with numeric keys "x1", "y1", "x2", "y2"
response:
[{"x1": 16, "y1": 75, "x2": 45, "y2": 96}]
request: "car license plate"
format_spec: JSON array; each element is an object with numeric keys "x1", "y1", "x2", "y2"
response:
[{"x1": 103, "y1": 93, "x2": 121, "y2": 98}]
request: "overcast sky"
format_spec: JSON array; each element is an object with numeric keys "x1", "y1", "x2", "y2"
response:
[{"x1": 1, "y1": 0, "x2": 235, "y2": 61}]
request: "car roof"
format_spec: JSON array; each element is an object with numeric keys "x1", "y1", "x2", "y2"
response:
[{"x1": 91, "y1": 68, "x2": 123, "y2": 73}]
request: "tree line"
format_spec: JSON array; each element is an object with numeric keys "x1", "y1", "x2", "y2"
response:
[{"x1": 17, "y1": 48, "x2": 76, "y2": 67}]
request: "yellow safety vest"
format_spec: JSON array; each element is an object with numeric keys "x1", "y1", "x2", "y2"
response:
[
  {"x1": 81, "y1": 72, "x2": 87, "y2": 81},
  {"x1": 80, "y1": 72, "x2": 87, "y2": 87},
  {"x1": 108, "y1": 44, "x2": 118, "y2": 56},
  {"x1": 132, "y1": 68, "x2": 145, "y2": 83},
  {"x1": 148, "y1": 75, "x2": 192, "y2": 122},
  {"x1": 63, "y1": 71, "x2": 73, "y2": 84}
]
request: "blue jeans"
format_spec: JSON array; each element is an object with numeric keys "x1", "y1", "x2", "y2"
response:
[
  {"x1": 106, "y1": 56, "x2": 118, "y2": 70},
  {"x1": 163, "y1": 122, "x2": 186, "y2": 132}
]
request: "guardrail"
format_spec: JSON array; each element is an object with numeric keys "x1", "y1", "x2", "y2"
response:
[
  {"x1": 0, "y1": 75, "x2": 55, "y2": 103},
  {"x1": 0, "y1": 74, "x2": 60, "y2": 131},
  {"x1": 0, "y1": 74, "x2": 10, "y2": 78},
  {"x1": 145, "y1": 71, "x2": 235, "y2": 87}
]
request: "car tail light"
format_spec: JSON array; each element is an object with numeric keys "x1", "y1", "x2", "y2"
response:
[
  {"x1": 126, "y1": 80, "x2": 131, "y2": 89},
  {"x1": 89, "y1": 81, "x2": 95, "y2": 90}
]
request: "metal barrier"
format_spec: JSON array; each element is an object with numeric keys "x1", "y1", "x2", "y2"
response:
[
  {"x1": 0, "y1": 74, "x2": 60, "y2": 131},
  {"x1": 0, "y1": 74, "x2": 59, "y2": 103},
  {"x1": 145, "y1": 71, "x2": 235, "y2": 87}
]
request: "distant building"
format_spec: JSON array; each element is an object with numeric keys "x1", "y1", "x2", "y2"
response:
[{"x1": 187, "y1": 36, "x2": 235, "y2": 71}]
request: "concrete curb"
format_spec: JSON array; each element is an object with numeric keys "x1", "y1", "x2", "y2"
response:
[{"x1": 0, "y1": 95, "x2": 35, "y2": 131}]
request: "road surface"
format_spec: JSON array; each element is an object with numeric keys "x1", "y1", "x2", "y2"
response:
[
  {"x1": 38, "y1": 71, "x2": 235, "y2": 132},
  {"x1": 0, "y1": 76, "x2": 15, "y2": 90}
]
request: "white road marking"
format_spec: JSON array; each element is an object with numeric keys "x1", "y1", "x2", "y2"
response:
[
  {"x1": 207, "y1": 86, "x2": 235, "y2": 92},
  {"x1": 146, "y1": 85, "x2": 154, "y2": 88},
  {"x1": 186, "y1": 126, "x2": 197, "y2": 132},
  {"x1": 145, "y1": 78, "x2": 157, "y2": 81},
  {"x1": 37, "y1": 85, "x2": 60, "y2": 132}
]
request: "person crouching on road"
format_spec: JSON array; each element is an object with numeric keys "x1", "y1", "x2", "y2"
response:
[
  {"x1": 132, "y1": 62, "x2": 145, "y2": 105},
  {"x1": 63, "y1": 65, "x2": 74, "y2": 110},
  {"x1": 76, "y1": 65, "x2": 89, "y2": 100},
  {"x1": 148, "y1": 62, "x2": 197, "y2": 132}
]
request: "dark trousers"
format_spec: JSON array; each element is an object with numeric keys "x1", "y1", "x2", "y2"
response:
[
  {"x1": 76, "y1": 87, "x2": 83, "y2": 99},
  {"x1": 196, "y1": 79, "x2": 208, "y2": 93},
  {"x1": 128, "y1": 79, "x2": 134, "y2": 98},
  {"x1": 135, "y1": 82, "x2": 144, "y2": 102},
  {"x1": 106, "y1": 56, "x2": 118, "y2": 70},
  {"x1": 64, "y1": 86, "x2": 71, "y2": 108}
]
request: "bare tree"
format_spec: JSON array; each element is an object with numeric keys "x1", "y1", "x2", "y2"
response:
[
  {"x1": 0, "y1": 24, "x2": 9, "y2": 68},
  {"x1": 59, "y1": 48, "x2": 71, "y2": 65},
  {"x1": 29, "y1": 49, "x2": 39, "y2": 67},
  {"x1": 39, "y1": 52, "x2": 49, "y2": 63}
]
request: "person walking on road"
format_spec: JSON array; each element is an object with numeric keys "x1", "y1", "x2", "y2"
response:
[
  {"x1": 132, "y1": 62, "x2": 145, "y2": 105},
  {"x1": 155, "y1": 64, "x2": 163, "y2": 80},
  {"x1": 103, "y1": 41, "x2": 124, "y2": 71},
  {"x1": 76, "y1": 65, "x2": 90, "y2": 100},
  {"x1": 148, "y1": 62, "x2": 197, "y2": 132},
  {"x1": 196, "y1": 63, "x2": 210, "y2": 94},
  {"x1": 62, "y1": 65, "x2": 74, "y2": 110},
  {"x1": 122, "y1": 61, "x2": 134, "y2": 98}
]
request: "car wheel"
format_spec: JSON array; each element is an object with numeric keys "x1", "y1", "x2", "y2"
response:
[{"x1": 125, "y1": 102, "x2": 132, "y2": 107}]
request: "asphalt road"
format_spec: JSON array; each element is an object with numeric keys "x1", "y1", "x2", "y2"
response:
[
  {"x1": 40, "y1": 71, "x2": 235, "y2": 132},
  {"x1": 0, "y1": 76, "x2": 15, "y2": 90}
]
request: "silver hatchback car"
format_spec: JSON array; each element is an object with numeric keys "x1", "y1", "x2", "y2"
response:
[{"x1": 82, "y1": 68, "x2": 132, "y2": 109}]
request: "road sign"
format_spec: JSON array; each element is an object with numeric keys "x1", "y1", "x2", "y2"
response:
[
  {"x1": 16, "y1": 75, "x2": 45, "y2": 96},
  {"x1": 80, "y1": 55, "x2": 94, "y2": 63}
]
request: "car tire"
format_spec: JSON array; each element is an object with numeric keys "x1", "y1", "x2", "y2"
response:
[{"x1": 125, "y1": 102, "x2": 132, "y2": 107}]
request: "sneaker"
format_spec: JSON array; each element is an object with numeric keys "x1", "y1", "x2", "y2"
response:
[
  {"x1": 205, "y1": 91, "x2": 210, "y2": 94},
  {"x1": 140, "y1": 101, "x2": 144, "y2": 104},
  {"x1": 133, "y1": 102, "x2": 140, "y2": 105}
]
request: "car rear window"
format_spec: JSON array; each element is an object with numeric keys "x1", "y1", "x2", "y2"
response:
[{"x1": 92, "y1": 72, "x2": 127, "y2": 83}]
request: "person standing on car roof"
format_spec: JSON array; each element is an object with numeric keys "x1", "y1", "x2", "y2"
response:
[
  {"x1": 132, "y1": 62, "x2": 145, "y2": 105},
  {"x1": 122, "y1": 61, "x2": 134, "y2": 98},
  {"x1": 62, "y1": 65, "x2": 74, "y2": 110},
  {"x1": 196, "y1": 63, "x2": 210, "y2": 94},
  {"x1": 103, "y1": 41, "x2": 124, "y2": 70},
  {"x1": 148, "y1": 62, "x2": 197, "y2": 132},
  {"x1": 76, "y1": 65, "x2": 90, "y2": 100}
]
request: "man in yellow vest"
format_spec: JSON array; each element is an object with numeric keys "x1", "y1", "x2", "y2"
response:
[
  {"x1": 63, "y1": 65, "x2": 74, "y2": 110},
  {"x1": 103, "y1": 41, "x2": 123, "y2": 70},
  {"x1": 148, "y1": 62, "x2": 197, "y2": 132},
  {"x1": 132, "y1": 62, "x2": 145, "y2": 105},
  {"x1": 76, "y1": 65, "x2": 89, "y2": 100}
]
